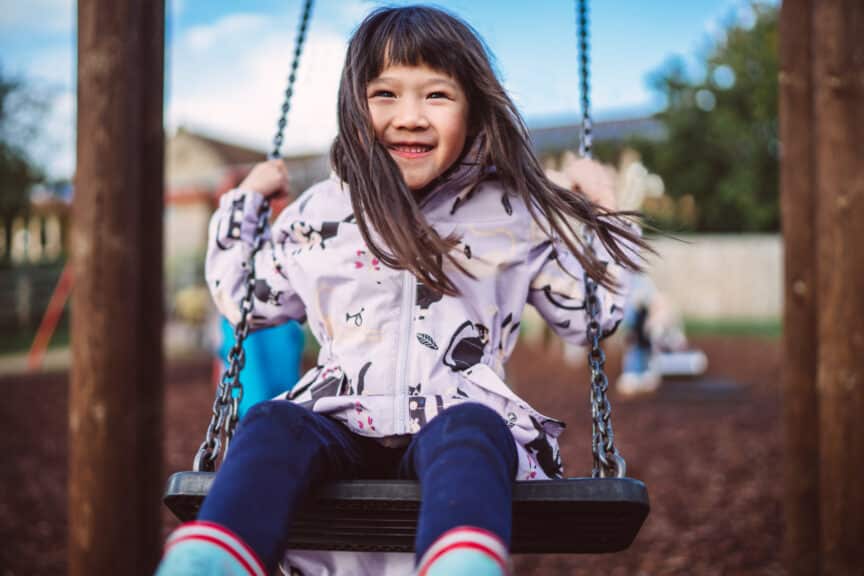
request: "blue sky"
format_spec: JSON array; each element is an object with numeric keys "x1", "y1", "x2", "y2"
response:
[{"x1": 0, "y1": 0, "x2": 771, "y2": 179}]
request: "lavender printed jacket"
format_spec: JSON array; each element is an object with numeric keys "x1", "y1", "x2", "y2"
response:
[{"x1": 207, "y1": 173, "x2": 634, "y2": 484}]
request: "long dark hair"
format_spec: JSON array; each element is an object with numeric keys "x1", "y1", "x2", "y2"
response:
[{"x1": 331, "y1": 5, "x2": 646, "y2": 295}]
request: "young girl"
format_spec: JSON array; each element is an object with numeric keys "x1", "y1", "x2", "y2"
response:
[{"x1": 157, "y1": 6, "x2": 644, "y2": 576}]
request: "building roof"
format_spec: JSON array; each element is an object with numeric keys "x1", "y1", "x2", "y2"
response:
[
  {"x1": 529, "y1": 116, "x2": 667, "y2": 156},
  {"x1": 174, "y1": 126, "x2": 267, "y2": 166}
]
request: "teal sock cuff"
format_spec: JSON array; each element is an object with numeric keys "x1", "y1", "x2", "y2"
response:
[
  {"x1": 156, "y1": 539, "x2": 251, "y2": 576},
  {"x1": 156, "y1": 521, "x2": 266, "y2": 576}
]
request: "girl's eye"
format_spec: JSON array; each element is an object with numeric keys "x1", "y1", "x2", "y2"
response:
[
  {"x1": 428, "y1": 91, "x2": 450, "y2": 100},
  {"x1": 370, "y1": 90, "x2": 395, "y2": 98}
]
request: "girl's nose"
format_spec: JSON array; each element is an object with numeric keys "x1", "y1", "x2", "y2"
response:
[{"x1": 393, "y1": 99, "x2": 429, "y2": 130}]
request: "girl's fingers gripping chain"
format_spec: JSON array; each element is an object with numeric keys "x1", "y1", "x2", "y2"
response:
[
  {"x1": 239, "y1": 159, "x2": 291, "y2": 199},
  {"x1": 562, "y1": 156, "x2": 618, "y2": 212}
]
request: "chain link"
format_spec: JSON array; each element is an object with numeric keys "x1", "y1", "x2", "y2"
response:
[
  {"x1": 584, "y1": 259, "x2": 626, "y2": 478},
  {"x1": 577, "y1": 0, "x2": 593, "y2": 158},
  {"x1": 194, "y1": 0, "x2": 314, "y2": 472},
  {"x1": 194, "y1": 203, "x2": 272, "y2": 471},
  {"x1": 577, "y1": 0, "x2": 625, "y2": 479},
  {"x1": 271, "y1": 0, "x2": 314, "y2": 160}
]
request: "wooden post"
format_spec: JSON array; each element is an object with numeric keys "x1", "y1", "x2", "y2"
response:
[
  {"x1": 813, "y1": 0, "x2": 864, "y2": 573},
  {"x1": 70, "y1": 1, "x2": 165, "y2": 574},
  {"x1": 779, "y1": 0, "x2": 820, "y2": 574}
]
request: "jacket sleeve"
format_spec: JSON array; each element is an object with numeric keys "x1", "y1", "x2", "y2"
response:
[
  {"x1": 205, "y1": 188, "x2": 306, "y2": 330},
  {"x1": 527, "y1": 223, "x2": 640, "y2": 345}
]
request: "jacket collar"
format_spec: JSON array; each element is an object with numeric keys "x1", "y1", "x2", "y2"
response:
[{"x1": 417, "y1": 133, "x2": 490, "y2": 210}]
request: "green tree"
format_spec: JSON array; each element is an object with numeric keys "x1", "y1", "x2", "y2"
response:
[
  {"x1": 632, "y1": 2, "x2": 779, "y2": 232},
  {"x1": 0, "y1": 65, "x2": 47, "y2": 264}
]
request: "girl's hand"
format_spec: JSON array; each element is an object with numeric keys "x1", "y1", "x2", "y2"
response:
[
  {"x1": 239, "y1": 159, "x2": 290, "y2": 199},
  {"x1": 561, "y1": 155, "x2": 618, "y2": 212}
]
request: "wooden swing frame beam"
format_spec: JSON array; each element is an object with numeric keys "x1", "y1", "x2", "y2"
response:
[
  {"x1": 780, "y1": 0, "x2": 863, "y2": 574},
  {"x1": 70, "y1": 1, "x2": 165, "y2": 574}
]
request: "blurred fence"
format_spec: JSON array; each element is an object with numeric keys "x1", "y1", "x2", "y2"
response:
[
  {"x1": 0, "y1": 263, "x2": 68, "y2": 351},
  {"x1": 645, "y1": 234, "x2": 782, "y2": 322},
  {"x1": 0, "y1": 234, "x2": 784, "y2": 355}
]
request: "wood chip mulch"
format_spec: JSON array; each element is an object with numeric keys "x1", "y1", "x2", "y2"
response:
[{"x1": 0, "y1": 335, "x2": 785, "y2": 575}]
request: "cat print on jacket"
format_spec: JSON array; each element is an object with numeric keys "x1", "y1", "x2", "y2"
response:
[{"x1": 207, "y1": 174, "x2": 636, "y2": 483}]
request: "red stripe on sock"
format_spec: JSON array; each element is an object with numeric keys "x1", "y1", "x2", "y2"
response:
[
  {"x1": 165, "y1": 534, "x2": 260, "y2": 576},
  {"x1": 438, "y1": 526, "x2": 507, "y2": 548},
  {"x1": 172, "y1": 521, "x2": 266, "y2": 575},
  {"x1": 418, "y1": 541, "x2": 508, "y2": 576}
]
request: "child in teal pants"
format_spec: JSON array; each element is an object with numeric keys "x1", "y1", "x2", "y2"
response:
[{"x1": 218, "y1": 317, "x2": 304, "y2": 417}]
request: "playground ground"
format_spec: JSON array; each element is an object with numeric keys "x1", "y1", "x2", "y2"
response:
[{"x1": 1, "y1": 334, "x2": 784, "y2": 575}]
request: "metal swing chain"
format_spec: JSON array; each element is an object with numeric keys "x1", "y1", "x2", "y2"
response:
[
  {"x1": 576, "y1": 0, "x2": 626, "y2": 479},
  {"x1": 194, "y1": 205, "x2": 272, "y2": 472},
  {"x1": 271, "y1": 0, "x2": 314, "y2": 160},
  {"x1": 194, "y1": 0, "x2": 315, "y2": 473}
]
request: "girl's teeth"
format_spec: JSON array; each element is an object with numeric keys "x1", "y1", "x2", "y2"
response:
[{"x1": 396, "y1": 146, "x2": 430, "y2": 153}]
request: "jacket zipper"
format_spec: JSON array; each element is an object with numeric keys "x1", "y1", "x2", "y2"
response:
[{"x1": 395, "y1": 271, "x2": 416, "y2": 435}]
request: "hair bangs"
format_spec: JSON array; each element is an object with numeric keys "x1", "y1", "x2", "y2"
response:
[{"x1": 359, "y1": 6, "x2": 480, "y2": 87}]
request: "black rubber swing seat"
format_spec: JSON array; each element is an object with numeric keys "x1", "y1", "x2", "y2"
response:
[{"x1": 163, "y1": 472, "x2": 649, "y2": 554}]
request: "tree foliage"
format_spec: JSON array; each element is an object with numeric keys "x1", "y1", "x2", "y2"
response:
[
  {"x1": 0, "y1": 65, "x2": 46, "y2": 263},
  {"x1": 629, "y1": 2, "x2": 779, "y2": 232}
]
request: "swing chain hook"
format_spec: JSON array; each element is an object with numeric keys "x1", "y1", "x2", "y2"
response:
[{"x1": 577, "y1": 0, "x2": 625, "y2": 479}]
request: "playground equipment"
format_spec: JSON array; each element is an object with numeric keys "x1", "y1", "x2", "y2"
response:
[
  {"x1": 163, "y1": 0, "x2": 649, "y2": 554},
  {"x1": 27, "y1": 263, "x2": 72, "y2": 371},
  {"x1": 616, "y1": 275, "x2": 709, "y2": 396}
]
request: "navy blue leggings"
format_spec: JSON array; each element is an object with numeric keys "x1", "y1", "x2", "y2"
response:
[{"x1": 198, "y1": 400, "x2": 518, "y2": 572}]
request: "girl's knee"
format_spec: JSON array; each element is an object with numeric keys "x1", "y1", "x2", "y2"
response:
[
  {"x1": 238, "y1": 400, "x2": 320, "y2": 441},
  {"x1": 430, "y1": 403, "x2": 514, "y2": 455},
  {"x1": 230, "y1": 401, "x2": 352, "y2": 476},
  {"x1": 440, "y1": 402, "x2": 508, "y2": 433},
  {"x1": 242, "y1": 398, "x2": 305, "y2": 424}
]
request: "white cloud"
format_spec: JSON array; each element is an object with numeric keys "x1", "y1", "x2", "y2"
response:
[
  {"x1": 0, "y1": 46, "x2": 75, "y2": 179},
  {"x1": 163, "y1": 0, "x2": 401, "y2": 155},
  {"x1": 170, "y1": 0, "x2": 186, "y2": 19},
  {"x1": 184, "y1": 13, "x2": 270, "y2": 53},
  {"x1": 28, "y1": 47, "x2": 75, "y2": 87},
  {"x1": 334, "y1": 0, "x2": 377, "y2": 27},
  {"x1": 12, "y1": 88, "x2": 76, "y2": 180},
  {"x1": 41, "y1": 90, "x2": 76, "y2": 178},
  {"x1": 0, "y1": 0, "x2": 73, "y2": 32},
  {"x1": 168, "y1": 12, "x2": 347, "y2": 155}
]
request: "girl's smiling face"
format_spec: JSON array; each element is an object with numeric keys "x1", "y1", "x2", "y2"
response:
[{"x1": 367, "y1": 63, "x2": 469, "y2": 191}]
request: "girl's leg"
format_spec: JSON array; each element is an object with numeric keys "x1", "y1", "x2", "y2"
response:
[
  {"x1": 158, "y1": 400, "x2": 365, "y2": 575},
  {"x1": 400, "y1": 402, "x2": 517, "y2": 575}
]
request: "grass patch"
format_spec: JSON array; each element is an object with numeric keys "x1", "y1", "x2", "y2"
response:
[
  {"x1": 0, "y1": 316, "x2": 71, "y2": 354},
  {"x1": 684, "y1": 318, "x2": 782, "y2": 339}
]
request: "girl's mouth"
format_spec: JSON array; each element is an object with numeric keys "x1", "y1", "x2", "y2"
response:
[{"x1": 389, "y1": 144, "x2": 433, "y2": 159}]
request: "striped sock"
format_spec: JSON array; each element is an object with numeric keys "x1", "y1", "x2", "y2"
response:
[
  {"x1": 155, "y1": 521, "x2": 267, "y2": 576},
  {"x1": 416, "y1": 526, "x2": 509, "y2": 576}
]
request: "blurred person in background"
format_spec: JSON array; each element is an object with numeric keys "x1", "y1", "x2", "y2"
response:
[{"x1": 215, "y1": 317, "x2": 305, "y2": 418}]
